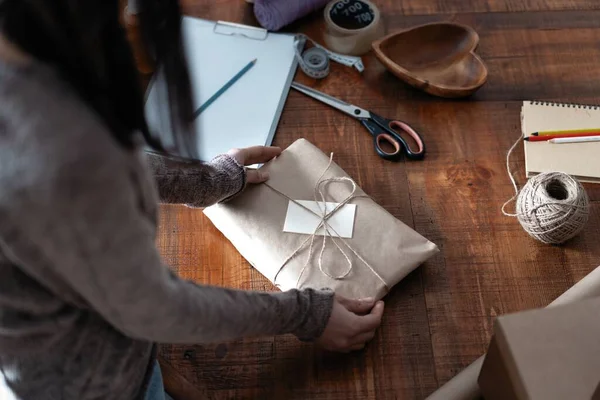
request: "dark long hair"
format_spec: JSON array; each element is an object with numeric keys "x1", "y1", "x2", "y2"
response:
[{"x1": 0, "y1": 0, "x2": 197, "y2": 159}]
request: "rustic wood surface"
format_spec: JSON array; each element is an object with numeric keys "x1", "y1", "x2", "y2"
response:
[{"x1": 150, "y1": 1, "x2": 600, "y2": 399}]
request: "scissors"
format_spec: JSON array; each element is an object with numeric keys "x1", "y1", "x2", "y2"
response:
[{"x1": 291, "y1": 82, "x2": 425, "y2": 161}]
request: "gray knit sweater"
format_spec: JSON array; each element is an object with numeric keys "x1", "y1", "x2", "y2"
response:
[{"x1": 0, "y1": 61, "x2": 334, "y2": 399}]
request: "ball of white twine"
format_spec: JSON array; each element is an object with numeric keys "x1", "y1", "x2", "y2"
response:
[{"x1": 502, "y1": 136, "x2": 590, "y2": 244}]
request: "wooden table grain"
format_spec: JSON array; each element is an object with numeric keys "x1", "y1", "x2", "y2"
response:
[{"x1": 152, "y1": 1, "x2": 600, "y2": 399}]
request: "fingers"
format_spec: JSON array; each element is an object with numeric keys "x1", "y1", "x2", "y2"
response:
[
  {"x1": 353, "y1": 331, "x2": 376, "y2": 344},
  {"x1": 350, "y1": 343, "x2": 367, "y2": 351},
  {"x1": 245, "y1": 168, "x2": 270, "y2": 184},
  {"x1": 347, "y1": 305, "x2": 383, "y2": 351},
  {"x1": 227, "y1": 146, "x2": 281, "y2": 185},
  {"x1": 338, "y1": 296, "x2": 376, "y2": 315},
  {"x1": 358, "y1": 301, "x2": 385, "y2": 332},
  {"x1": 240, "y1": 146, "x2": 282, "y2": 166},
  {"x1": 315, "y1": 296, "x2": 384, "y2": 354},
  {"x1": 346, "y1": 332, "x2": 377, "y2": 352}
]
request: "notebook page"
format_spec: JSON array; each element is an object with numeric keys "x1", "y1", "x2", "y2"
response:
[
  {"x1": 145, "y1": 17, "x2": 297, "y2": 161},
  {"x1": 522, "y1": 101, "x2": 600, "y2": 181}
]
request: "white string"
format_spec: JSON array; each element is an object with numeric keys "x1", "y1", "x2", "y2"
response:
[
  {"x1": 266, "y1": 153, "x2": 388, "y2": 289},
  {"x1": 501, "y1": 133, "x2": 524, "y2": 217},
  {"x1": 500, "y1": 133, "x2": 590, "y2": 244}
]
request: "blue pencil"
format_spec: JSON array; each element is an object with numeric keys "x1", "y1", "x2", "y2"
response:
[{"x1": 193, "y1": 58, "x2": 257, "y2": 118}]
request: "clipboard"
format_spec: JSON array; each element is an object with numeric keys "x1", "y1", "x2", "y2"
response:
[{"x1": 144, "y1": 17, "x2": 304, "y2": 162}]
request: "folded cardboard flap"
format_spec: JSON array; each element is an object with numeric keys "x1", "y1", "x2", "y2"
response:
[{"x1": 478, "y1": 297, "x2": 600, "y2": 400}]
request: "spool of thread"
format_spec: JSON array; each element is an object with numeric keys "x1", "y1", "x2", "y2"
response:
[
  {"x1": 514, "y1": 172, "x2": 590, "y2": 244},
  {"x1": 503, "y1": 134, "x2": 591, "y2": 245},
  {"x1": 253, "y1": 0, "x2": 330, "y2": 31},
  {"x1": 502, "y1": 171, "x2": 590, "y2": 245},
  {"x1": 323, "y1": 0, "x2": 385, "y2": 56}
]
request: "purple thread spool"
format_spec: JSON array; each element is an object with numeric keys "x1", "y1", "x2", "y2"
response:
[{"x1": 254, "y1": 0, "x2": 331, "y2": 31}]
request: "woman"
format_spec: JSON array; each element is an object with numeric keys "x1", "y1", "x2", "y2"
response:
[{"x1": 0, "y1": 1, "x2": 384, "y2": 399}]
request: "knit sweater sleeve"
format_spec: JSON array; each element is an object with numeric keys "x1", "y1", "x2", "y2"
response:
[
  {"x1": 145, "y1": 151, "x2": 246, "y2": 207},
  {"x1": 2, "y1": 145, "x2": 334, "y2": 345},
  {"x1": 0, "y1": 60, "x2": 335, "y2": 348},
  {"x1": 0, "y1": 121, "x2": 334, "y2": 346}
]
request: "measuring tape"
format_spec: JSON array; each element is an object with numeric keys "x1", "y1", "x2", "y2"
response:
[
  {"x1": 324, "y1": 0, "x2": 385, "y2": 56},
  {"x1": 294, "y1": 34, "x2": 364, "y2": 79}
]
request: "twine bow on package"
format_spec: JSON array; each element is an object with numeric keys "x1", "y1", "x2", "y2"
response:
[{"x1": 204, "y1": 139, "x2": 439, "y2": 300}]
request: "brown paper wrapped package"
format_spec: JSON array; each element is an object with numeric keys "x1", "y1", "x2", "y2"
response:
[{"x1": 204, "y1": 138, "x2": 439, "y2": 300}]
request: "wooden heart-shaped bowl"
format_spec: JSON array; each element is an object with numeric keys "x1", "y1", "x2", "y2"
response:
[{"x1": 372, "y1": 22, "x2": 488, "y2": 98}]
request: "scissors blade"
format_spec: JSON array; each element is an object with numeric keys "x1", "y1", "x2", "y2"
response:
[{"x1": 291, "y1": 82, "x2": 370, "y2": 120}]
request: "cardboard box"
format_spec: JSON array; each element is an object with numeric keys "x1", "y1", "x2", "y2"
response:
[{"x1": 478, "y1": 297, "x2": 600, "y2": 400}]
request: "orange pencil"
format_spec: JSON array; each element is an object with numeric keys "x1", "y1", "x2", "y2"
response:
[
  {"x1": 525, "y1": 132, "x2": 600, "y2": 141},
  {"x1": 533, "y1": 129, "x2": 600, "y2": 136}
]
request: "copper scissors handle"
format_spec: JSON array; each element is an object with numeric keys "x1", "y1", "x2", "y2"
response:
[{"x1": 359, "y1": 112, "x2": 425, "y2": 161}]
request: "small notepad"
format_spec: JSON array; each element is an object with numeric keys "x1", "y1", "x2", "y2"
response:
[{"x1": 522, "y1": 101, "x2": 600, "y2": 183}]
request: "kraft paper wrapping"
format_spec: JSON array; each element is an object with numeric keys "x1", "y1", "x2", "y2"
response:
[
  {"x1": 425, "y1": 265, "x2": 600, "y2": 400},
  {"x1": 204, "y1": 138, "x2": 439, "y2": 300}
]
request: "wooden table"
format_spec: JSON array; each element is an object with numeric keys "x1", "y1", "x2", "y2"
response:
[{"x1": 155, "y1": 1, "x2": 600, "y2": 399}]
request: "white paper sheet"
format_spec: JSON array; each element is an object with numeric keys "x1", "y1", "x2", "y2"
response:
[
  {"x1": 283, "y1": 200, "x2": 356, "y2": 239},
  {"x1": 144, "y1": 17, "x2": 299, "y2": 162}
]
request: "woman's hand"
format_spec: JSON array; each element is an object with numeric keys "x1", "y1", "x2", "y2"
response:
[
  {"x1": 316, "y1": 295, "x2": 385, "y2": 352},
  {"x1": 228, "y1": 146, "x2": 282, "y2": 184}
]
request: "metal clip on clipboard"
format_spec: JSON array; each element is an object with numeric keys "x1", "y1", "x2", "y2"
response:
[
  {"x1": 213, "y1": 20, "x2": 306, "y2": 62},
  {"x1": 213, "y1": 21, "x2": 269, "y2": 41}
]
